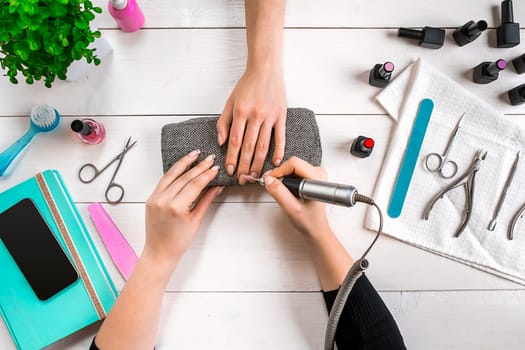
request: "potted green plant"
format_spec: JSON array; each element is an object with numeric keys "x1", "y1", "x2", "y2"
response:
[{"x1": 0, "y1": 0, "x2": 103, "y2": 88}]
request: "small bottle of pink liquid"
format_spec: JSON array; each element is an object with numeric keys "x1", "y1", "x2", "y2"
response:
[
  {"x1": 108, "y1": 0, "x2": 145, "y2": 32},
  {"x1": 71, "y1": 119, "x2": 106, "y2": 145}
]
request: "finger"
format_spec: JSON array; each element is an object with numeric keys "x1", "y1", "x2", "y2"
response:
[
  {"x1": 191, "y1": 186, "x2": 224, "y2": 225},
  {"x1": 268, "y1": 156, "x2": 326, "y2": 180},
  {"x1": 272, "y1": 112, "x2": 286, "y2": 166},
  {"x1": 165, "y1": 154, "x2": 217, "y2": 198},
  {"x1": 217, "y1": 97, "x2": 233, "y2": 146},
  {"x1": 263, "y1": 175, "x2": 302, "y2": 216},
  {"x1": 249, "y1": 124, "x2": 272, "y2": 177},
  {"x1": 225, "y1": 112, "x2": 247, "y2": 176},
  {"x1": 154, "y1": 149, "x2": 201, "y2": 194},
  {"x1": 176, "y1": 166, "x2": 220, "y2": 208},
  {"x1": 237, "y1": 120, "x2": 263, "y2": 181}
]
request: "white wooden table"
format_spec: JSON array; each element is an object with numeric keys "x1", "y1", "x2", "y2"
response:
[{"x1": 1, "y1": 1, "x2": 525, "y2": 349}]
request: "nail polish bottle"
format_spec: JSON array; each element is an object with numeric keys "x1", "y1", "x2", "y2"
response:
[
  {"x1": 511, "y1": 54, "x2": 525, "y2": 74},
  {"x1": 108, "y1": 0, "x2": 145, "y2": 33},
  {"x1": 71, "y1": 119, "x2": 106, "y2": 145},
  {"x1": 508, "y1": 84, "x2": 525, "y2": 106},
  {"x1": 398, "y1": 26, "x2": 445, "y2": 49},
  {"x1": 497, "y1": 0, "x2": 520, "y2": 48},
  {"x1": 453, "y1": 20, "x2": 488, "y2": 46},
  {"x1": 351, "y1": 136, "x2": 375, "y2": 158},
  {"x1": 473, "y1": 59, "x2": 507, "y2": 84},
  {"x1": 369, "y1": 62, "x2": 395, "y2": 87}
]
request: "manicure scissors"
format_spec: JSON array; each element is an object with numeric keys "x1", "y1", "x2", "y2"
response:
[
  {"x1": 78, "y1": 137, "x2": 137, "y2": 204},
  {"x1": 423, "y1": 149, "x2": 487, "y2": 238},
  {"x1": 424, "y1": 113, "x2": 465, "y2": 179}
]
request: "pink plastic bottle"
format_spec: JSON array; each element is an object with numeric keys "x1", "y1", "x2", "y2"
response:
[{"x1": 108, "y1": 0, "x2": 145, "y2": 32}]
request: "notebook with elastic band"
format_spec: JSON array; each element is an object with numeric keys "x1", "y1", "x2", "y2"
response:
[{"x1": 0, "y1": 170, "x2": 117, "y2": 350}]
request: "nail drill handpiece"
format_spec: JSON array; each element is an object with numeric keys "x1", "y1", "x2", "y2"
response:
[{"x1": 253, "y1": 176, "x2": 359, "y2": 207}]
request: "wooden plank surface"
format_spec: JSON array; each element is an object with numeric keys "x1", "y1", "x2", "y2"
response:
[
  {"x1": 2, "y1": 291, "x2": 522, "y2": 350},
  {"x1": 1, "y1": 29, "x2": 525, "y2": 116},
  {"x1": 2, "y1": 1, "x2": 525, "y2": 349},
  {"x1": 92, "y1": 0, "x2": 525, "y2": 29}
]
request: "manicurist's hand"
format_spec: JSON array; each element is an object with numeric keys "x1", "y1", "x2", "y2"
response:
[
  {"x1": 145, "y1": 150, "x2": 224, "y2": 266},
  {"x1": 263, "y1": 156, "x2": 331, "y2": 237},
  {"x1": 263, "y1": 156, "x2": 354, "y2": 292}
]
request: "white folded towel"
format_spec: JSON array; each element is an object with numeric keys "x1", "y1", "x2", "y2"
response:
[{"x1": 366, "y1": 58, "x2": 525, "y2": 285}]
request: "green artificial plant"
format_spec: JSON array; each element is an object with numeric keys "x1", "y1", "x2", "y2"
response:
[{"x1": 0, "y1": 0, "x2": 103, "y2": 87}]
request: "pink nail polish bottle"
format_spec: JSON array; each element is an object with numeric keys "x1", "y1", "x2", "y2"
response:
[
  {"x1": 108, "y1": 0, "x2": 145, "y2": 33},
  {"x1": 71, "y1": 119, "x2": 106, "y2": 145}
]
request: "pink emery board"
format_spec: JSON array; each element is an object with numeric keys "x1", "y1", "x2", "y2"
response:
[{"x1": 88, "y1": 203, "x2": 137, "y2": 280}]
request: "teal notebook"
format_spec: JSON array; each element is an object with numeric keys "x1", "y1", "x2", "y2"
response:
[{"x1": 0, "y1": 170, "x2": 117, "y2": 350}]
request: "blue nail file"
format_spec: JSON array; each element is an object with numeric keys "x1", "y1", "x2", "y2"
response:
[{"x1": 388, "y1": 99, "x2": 434, "y2": 218}]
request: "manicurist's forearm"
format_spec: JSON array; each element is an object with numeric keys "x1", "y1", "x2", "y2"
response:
[
  {"x1": 306, "y1": 229, "x2": 354, "y2": 292},
  {"x1": 93, "y1": 249, "x2": 177, "y2": 350},
  {"x1": 244, "y1": 0, "x2": 286, "y2": 72}
]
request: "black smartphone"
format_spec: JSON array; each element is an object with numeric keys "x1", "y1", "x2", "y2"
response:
[{"x1": 0, "y1": 198, "x2": 79, "y2": 300}]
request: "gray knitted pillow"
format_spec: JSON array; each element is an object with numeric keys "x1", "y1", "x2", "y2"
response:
[{"x1": 161, "y1": 107, "x2": 322, "y2": 186}]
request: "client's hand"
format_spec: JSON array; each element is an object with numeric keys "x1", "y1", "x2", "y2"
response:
[
  {"x1": 217, "y1": 67, "x2": 287, "y2": 183},
  {"x1": 263, "y1": 156, "x2": 330, "y2": 237},
  {"x1": 144, "y1": 150, "x2": 223, "y2": 266}
]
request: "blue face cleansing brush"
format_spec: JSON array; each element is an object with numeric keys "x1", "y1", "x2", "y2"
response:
[{"x1": 0, "y1": 105, "x2": 61, "y2": 176}]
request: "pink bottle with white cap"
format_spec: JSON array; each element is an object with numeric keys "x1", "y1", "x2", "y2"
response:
[{"x1": 108, "y1": 0, "x2": 145, "y2": 32}]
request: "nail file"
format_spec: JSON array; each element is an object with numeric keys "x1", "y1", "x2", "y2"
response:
[
  {"x1": 88, "y1": 203, "x2": 137, "y2": 280},
  {"x1": 388, "y1": 99, "x2": 434, "y2": 218}
]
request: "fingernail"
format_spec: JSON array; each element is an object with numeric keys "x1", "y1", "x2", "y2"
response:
[
  {"x1": 274, "y1": 159, "x2": 282, "y2": 166},
  {"x1": 263, "y1": 170, "x2": 272, "y2": 177},
  {"x1": 211, "y1": 165, "x2": 220, "y2": 171},
  {"x1": 265, "y1": 176, "x2": 274, "y2": 185},
  {"x1": 216, "y1": 186, "x2": 225, "y2": 195},
  {"x1": 189, "y1": 149, "x2": 200, "y2": 157},
  {"x1": 250, "y1": 172, "x2": 258, "y2": 178},
  {"x1": 227, "y1": 165, "x2": 234, "y2": 176},
  {"x1": 205, "y1": 154, "x2": 216, "y2": 162}
]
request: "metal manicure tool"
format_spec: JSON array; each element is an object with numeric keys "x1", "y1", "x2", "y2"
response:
[
  {"x1": 510, "y1": 203, "x2": 525, "y2": 240},
  {"x1": 424, "y1": 113, "x2": 465, "y2": 179},
  {"x1": 423, "y1": 149, "x2": 487, "y2": 237},
  {"x1": 78, "y1": 137, "x2": 137, "y2": 204},
  {"x1": 488, "y1": 151, "x2": 520, "y2": 232}
]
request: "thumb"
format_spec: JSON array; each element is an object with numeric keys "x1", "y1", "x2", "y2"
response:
[{"x1": 264, "y1": 176, "x2": 302, "y2": 215}]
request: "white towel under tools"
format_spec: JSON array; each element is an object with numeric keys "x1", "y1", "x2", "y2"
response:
[{"x1": 366, "y1": 58, "x2": 525, "y2": 285}]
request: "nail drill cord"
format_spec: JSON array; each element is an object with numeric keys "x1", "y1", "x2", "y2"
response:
[
  {"x1": 324, "y1": 197, "x2": 383, "y2": 350},
  {"x1": 249, "y1": 175, "x2": 383, "y2": 350}
]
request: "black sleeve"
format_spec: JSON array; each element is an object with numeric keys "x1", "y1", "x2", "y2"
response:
[
  {"x1": 89, "y1": 338, "x2": 98, "y2": 350},
  {"x1": 322, "y1": 274, "x2": 406, "y2": 350}
]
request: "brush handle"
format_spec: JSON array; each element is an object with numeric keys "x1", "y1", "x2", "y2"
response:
[{"x1": 0, "y1": 127, "x2": 38, "y2": 176}]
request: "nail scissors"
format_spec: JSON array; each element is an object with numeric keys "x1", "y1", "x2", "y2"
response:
[
  {"x1": 423, "y1": 149, "x2": 487, "y2": 237},
  {"x1": 424, "y1": 113, "x2": 465, "y2": 179},
  {"x1": 78, "y1": 137, "x2": 137, "y2": 204}
]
